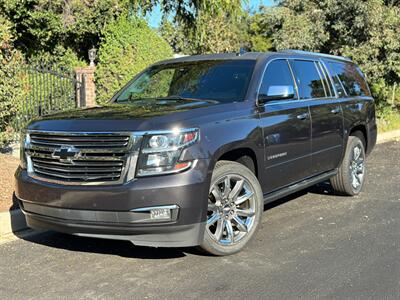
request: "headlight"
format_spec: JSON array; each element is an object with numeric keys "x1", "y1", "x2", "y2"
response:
[
  {"x1": 19, "y1": 131, "x2": 30, "y2": 169},
  {"x1": 136, "y1": 128, "x2": 199, "y2": 177}
]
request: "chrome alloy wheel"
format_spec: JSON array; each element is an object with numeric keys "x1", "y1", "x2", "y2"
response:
[
  {"x1": 349, "y1": 145, "x2": 365, "y2": 189},
  {"x1": 206, "y1": 174, "x2": 256, "y2": 245}
]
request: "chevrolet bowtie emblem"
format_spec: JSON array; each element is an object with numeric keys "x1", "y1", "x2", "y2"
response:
[{"x1": 52, "y1": 146, "x2": 80, "y2": 163}]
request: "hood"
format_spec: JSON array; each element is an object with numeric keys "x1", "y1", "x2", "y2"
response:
[{"x1": 27, "y1": 99, "x2": 232, "y2": 132}]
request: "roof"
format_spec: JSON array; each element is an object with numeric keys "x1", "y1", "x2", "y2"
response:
[
  {"x1": 278, "y1": 49, "x2": 352, "y2": 62},
  {"x1": 153, "y1": 50, "x2": 352, "y2": 66},
  {"x1": 154, "y1": 52, "x2": 267, "y2": 65}
]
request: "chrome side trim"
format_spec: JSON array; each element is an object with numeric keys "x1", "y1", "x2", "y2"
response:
[{"x1": 131, "y1": 205, "x2": 179, "y2": 212}]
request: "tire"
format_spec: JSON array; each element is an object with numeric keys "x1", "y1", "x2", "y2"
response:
[
  {"x1": 330, "y1": 134, "x2": 366, "y2": 196},
  {"x1": 236, "y1": 155, "x2": 256, "y2": 174},
  {"x1": 199, "y1": 160, "x2": 263, "y2": 256}
]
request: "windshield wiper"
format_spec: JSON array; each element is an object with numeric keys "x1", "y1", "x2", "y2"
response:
[
  {"x1": 155, "y1": 95, "x2": 218, "y2": 103},
  {"x1": 117, "y1": 94, "x2": 219, "y2": 104},
  {"x1": 156, "y1": 95, "x2": 193, "y2": 101}
]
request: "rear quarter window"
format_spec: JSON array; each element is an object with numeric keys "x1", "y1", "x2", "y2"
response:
[{"x1": 328, "y1": 61, "x2": 371, "y2": 97}]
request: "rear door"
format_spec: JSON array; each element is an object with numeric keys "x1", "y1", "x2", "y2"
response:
[
  {"x1": 258, "y1": 59, "x2": 312, "y2": 193},
  {"x1": 290, "y1": 59, "x2": 344, "y2": 175}
]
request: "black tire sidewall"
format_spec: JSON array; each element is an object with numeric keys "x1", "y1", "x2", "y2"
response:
[{"x1": 343, "y1": 136, "x2": 366, "y2": 195}]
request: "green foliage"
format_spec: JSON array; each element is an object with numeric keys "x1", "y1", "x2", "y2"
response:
[
  {"x1": 160, "y1": 12, "x2": 247, "y2": 55},
  {"x1": 1, "y1": 0, "x2": 399, "y2": 133},
  {"x1": 28, "y1": 45, "x2": 86, "y2": 69},
  {"x1": 136, "y1": 0, "x2": 245, "y2": 25},
  {"x1": 254, "y1": 0, "x2": 400, "y2": 110},
  {"x1": 246, "y1": 11, "x2": 273, "y2": 52},
  {"x1": 0, "y1": 17, "x2": 26, "y2": 147},
  {"x1": 0, "y1": 0, "x2": 127, "y2": 61},
  {"x1": 160, "y1": 18, "x2": 192, "y2": 54},
  {"x1": 377, "y1": 106, "x2": 400, "y2": 132},
  {"x1": 194, "y1": 12, "x2": 246, "y2": 54},
  {"x1": 95, "y1": 15, "x2": 173, "y2": 103},
  {"x1": 0, "y1": 0, "x2": 245, "y2": 62}
]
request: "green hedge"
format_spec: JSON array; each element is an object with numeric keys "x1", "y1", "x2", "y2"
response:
[
  {"x1": 95, "y1": 15, "x2": 173, "y2": 104},
  {"x1": 0, "y1": 17, "x2": 26, "y2": 147}
]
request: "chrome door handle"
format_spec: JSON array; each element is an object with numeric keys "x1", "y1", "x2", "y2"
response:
[
  {"x1": 331, "y1": 107, "x2": 341, "y2": 114},
  {"x1": 297, "y1": 113, "x2": 309, "y2": 120}
]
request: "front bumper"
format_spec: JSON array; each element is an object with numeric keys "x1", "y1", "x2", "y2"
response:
[{"x1": 15, "y1": 159, "x2": 211, "y2": 247}]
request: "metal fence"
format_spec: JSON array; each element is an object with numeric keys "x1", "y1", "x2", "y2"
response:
[{"x1": 14, "y1": 64, "x2": 83, "y2": 131}]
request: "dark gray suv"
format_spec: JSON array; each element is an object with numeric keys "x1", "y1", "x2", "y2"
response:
[{"x1": 15, "y1": 50, "x2": 377, "y2": 255}]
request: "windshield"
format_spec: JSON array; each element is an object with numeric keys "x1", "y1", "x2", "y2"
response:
[{"x1": 115, "y1": 60, "x2": 256, "y2": 103}]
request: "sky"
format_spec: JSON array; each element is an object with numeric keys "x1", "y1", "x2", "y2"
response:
[{"x1": 146, "y1": 0, "x2": 274, "y2": 28}]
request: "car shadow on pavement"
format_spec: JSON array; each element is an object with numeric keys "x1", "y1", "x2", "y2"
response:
[
  {"x1": 17, "y1": 230, "x2": 197, "y2": 259},
  {"x1": 263, "y1": 181, "x2": 336, "y2": 211},
  {"x1": 308, "y1": 181, "x2": 337, "y2": 196}
]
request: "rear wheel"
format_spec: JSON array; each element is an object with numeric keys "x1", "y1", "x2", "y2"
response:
[
  {"x1": 330, "y1": 134, "x2": 366, "y2": 196},
  {"x1": 199, "y1": 160, "x2": 263, "y2": 256}
]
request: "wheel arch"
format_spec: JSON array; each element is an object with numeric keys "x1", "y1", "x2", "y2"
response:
[
  {"x1": 218, "y1": 147, "x2": 259, "y2": 177},
  {"x1": 209, "y1": 143, "x2": 263, "y2": 181},
  {"x1": 349, "y1": 124, "x2": 368, "y2": 151}
]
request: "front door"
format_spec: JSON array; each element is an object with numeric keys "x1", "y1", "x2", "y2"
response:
[{"x1": 258, "y1": 59, "x2": 312, "y2": 193}]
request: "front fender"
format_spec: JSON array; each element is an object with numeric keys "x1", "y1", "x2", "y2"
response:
[{"x1": 180, "y1": 106, "x2": 263, "y2": 178}]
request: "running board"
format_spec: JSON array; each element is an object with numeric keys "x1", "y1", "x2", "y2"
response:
[{"x1": 263, "y1": 170, "x2": 337, "y2": 204}]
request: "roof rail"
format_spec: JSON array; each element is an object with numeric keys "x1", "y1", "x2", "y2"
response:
[
  {"x1": 236, "y1": 47, "x2": 247, "y2": 56},
  {"x1": 280, "y1": 49, "x2": 352, "y2": 62}
]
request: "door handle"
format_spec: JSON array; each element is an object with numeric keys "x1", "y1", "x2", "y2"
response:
[
  {"x1": 297, "y1": 113, "x2": 309, "y2": 120},
  {"x1": 331, "y1": 107, "x2": 341, "y2": 114}
]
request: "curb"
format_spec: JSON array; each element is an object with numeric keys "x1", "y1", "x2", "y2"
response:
[
  {"x1": 0, "y1": 129, "x2": 400, "y2": 243},
  {"x1": 0, "y1": 209, "x2": 27, "y2": 236},
  {"x1": 376, "y1": 129, "x2": 400, "y2": 144}
]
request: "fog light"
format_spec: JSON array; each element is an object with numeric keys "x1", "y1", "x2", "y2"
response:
[
  {"x1": 150, "y1": 208, "x2": 171, "y2": 220},
  {"x1": 131, "y1": 205, "x2": 179, "y2": 222}
]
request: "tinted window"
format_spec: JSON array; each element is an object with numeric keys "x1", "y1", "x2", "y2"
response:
[
  {"x1": 329, "y1": 69, "x2": 347, "y2": 97},
  {"x1": 291, "y1": 60, "x2": 326, "y2": 99},
  {"x1": 116, "y1": 60, "x2": 256, "y2": 103},
  {"x1": 259, "y1": 60, "x2": 296, "y2": 99},
  {"x1": 328, "y1": 62, "x2": 370, "y2": 96},
  {"x1": 315, "y1": 62, "x2": 333, "y2": 97}
]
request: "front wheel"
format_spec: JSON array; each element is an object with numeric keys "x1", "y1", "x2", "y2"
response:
[{"x1": 199, "y1": 160, "x2": 263, "y2": 256}]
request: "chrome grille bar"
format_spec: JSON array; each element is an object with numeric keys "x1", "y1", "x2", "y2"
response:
[
  {"x1": 31, "y1": 157, "x2": 123, "y2": 167},
  {"x1": 25, "y1": 130, "x2": 142, "y2": 185}
]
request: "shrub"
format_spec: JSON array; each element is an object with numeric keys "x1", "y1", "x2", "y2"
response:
[
  {"x1": 28, "y1": 45, "x2": 86, "y2": 69},
  {"x1": 95, "y1": 15, "x2": 173, "y2": 103},
  {"x1": 377, "y1": 106, "x2": 400, "y2": 133},
  {"x1": 0, "y1": 17, "x2": 26, "y2": 147}
]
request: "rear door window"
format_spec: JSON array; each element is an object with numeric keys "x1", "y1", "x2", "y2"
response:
[
  {"x1": 327, "y1": 61, "x2": 370, "y2": 97},
  {"x1": 290, "y1": 60, "x2": 327, "y2": 99}
]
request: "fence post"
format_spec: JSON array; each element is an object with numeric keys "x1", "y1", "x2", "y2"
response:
[{"x1": 74, "y1": 66, "x2": 96, "y2": 107}]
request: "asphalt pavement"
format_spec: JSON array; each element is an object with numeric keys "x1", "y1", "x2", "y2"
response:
[{"x1": 0, "y1": 141, "x2": 399, "y2": 299}]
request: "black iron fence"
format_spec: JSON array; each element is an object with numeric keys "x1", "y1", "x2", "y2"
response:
[{"x1": 13, "y1": 65, "x2": 83, "y2": 131}]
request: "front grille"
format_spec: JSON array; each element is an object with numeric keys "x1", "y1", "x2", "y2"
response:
[
  {"x1": 29, "y1": 133, "x2": 130, "y2": 149},
  {"x1": 26, "y1": 131, "x2": 140, "y2": 184}
]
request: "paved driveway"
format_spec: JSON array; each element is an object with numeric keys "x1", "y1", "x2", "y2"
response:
[{"x1": 0, "y1": 141, "x2": 399, "y2": 299}]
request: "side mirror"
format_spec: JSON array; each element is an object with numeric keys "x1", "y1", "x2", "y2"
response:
[{"x1": 258, "y1": 85, "x2": 295, "y2": 104}]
